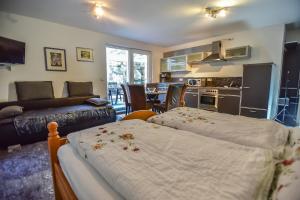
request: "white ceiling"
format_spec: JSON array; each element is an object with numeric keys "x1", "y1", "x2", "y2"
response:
[{"x1": 1, "y1": 0, "x2": 300, "y2": 46}]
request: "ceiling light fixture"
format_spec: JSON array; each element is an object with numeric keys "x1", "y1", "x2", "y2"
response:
[
  {"x1": 94, "y1": 3, "x2": 104, "y2": 19},
  {"x1": 205, "y1": 7, "x2": 228, "y2": 18}
]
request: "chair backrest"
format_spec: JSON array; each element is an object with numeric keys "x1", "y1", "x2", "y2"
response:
[
  {"x1": 128, "y1": 84, "x2": 147, "y2": 111},
  {"x1": 165, "y1": 83, "x2": 187, "y2": 111},
  {"x1": 121, "y1": 84, "x2": 131, "y2": 105}
]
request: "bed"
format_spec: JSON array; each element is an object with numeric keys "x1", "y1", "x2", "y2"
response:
[
  {"x1": 148, "y1": 107, "x2": 289, "y2": 158},
  {"x1": 48, "y1": 110, "x2": 300, "y2": 200}
]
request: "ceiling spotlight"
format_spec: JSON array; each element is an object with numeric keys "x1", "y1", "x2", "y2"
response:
[
  {"x1": 94, "y1": 3, "x2": 104, "y2": 19},
  {"x1": 205, "y1": 7, "x2": 228, "y2": 18}
]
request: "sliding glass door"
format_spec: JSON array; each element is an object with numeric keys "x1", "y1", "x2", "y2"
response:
[
  {"x1": 132, "y1": 50, "x2": 150, "y2": 85},
  {"x1": 106, "y1": 46, "x2": 151, "y2": 105}
]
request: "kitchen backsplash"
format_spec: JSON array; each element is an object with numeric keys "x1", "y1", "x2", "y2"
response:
[{"x1": 170, "y1": 77, "x2": 242, "y2": 87}]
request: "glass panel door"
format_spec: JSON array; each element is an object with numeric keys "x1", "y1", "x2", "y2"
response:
[
  {"x1": 132, "y1": 51, "x2": 150, "y2": 85},
  {"x1": 106, "y1": 47, "x2": 129, "y2": 106}
]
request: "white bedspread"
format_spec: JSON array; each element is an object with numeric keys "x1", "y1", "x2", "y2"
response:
[
  {"x1": 148, "y1": 107, "x2": 289, "y2": 158},
  {"x1": 68, "y1": 119, "x2": 275, "y2": 200},
  {"x1": 57, "y1": 144, "x2": 124, "y2": 200}
]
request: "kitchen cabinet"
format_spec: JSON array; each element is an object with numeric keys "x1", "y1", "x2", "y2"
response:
[
  {"x1": 240, "y1": 63, "x2": 272, "y2": 118},
  {"x1": 168, "y1": 55, "x2": 190, "y2": 72},
  {"x1": 217, "y1": 95, "x2": 240, "y2": 115},
  {"x1": 160, "y1": 55, "x2": 191, "y2": 72},
  {"x1": 217, "y1": 89, "x2": 241, "y2": 115},
  {"x1": 160, "y1": 58, "x2": 168, "y2": 72},
  {"x1": 184, "y1": 87, "x2": 199, "y2": 108},
  {"x1": 185, "y1": 93, "x2": 198, "y2": 108},
  {"x1": 240, "y1": 108, "x2": 267, "y2": 118}
]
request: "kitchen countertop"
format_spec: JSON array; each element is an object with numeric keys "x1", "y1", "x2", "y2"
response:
[{"x1": 187, "y1": 86, "x2": 242, "y2": 90}]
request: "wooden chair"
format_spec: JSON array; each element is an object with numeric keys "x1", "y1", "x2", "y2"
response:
[
  {"x1": 152, "y1": 83, "x2": 187, "y2": 113},
  {"x1": 127, "y1": 84, "x2": 152, "y2": 112},
  {"x1": 121, "y1": 84, "x2": 131, "y2": 115}
]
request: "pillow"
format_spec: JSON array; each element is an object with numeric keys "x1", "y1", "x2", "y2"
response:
[
  {"x1": 271, "y1": 128, "x2": 300, "y2": 200},
  {"x1": 15, "y1": 81, "x2": 54, "y2": 101},
  {"x1": 67, "y1": 81, "x2": 94, "y2": 97},
  {"x1": 86, "y1": 98, "x2": 109, "y2": 106},
  {"x1": 0, "y1": 106, "x2": 23, "y2": 119}
]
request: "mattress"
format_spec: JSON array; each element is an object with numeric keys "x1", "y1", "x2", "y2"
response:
[{"x1": 57, "y1": 144, "x2": 124, "y2": 200}]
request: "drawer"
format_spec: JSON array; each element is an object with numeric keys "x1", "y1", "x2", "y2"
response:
[
  {"x1": 186, "y1": 87, "x2": 198, "y2": 93},
  {"x1": 240, "y1": 107, "x2": 267, "y2": 118},
  {"x1": 218, "y1": 89, "x2": 241, "y2": 95}
]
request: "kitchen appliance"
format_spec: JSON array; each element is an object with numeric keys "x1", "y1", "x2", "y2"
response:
[
  {"x1": 202, "y1": 41, "x2": 226, "y2": 63},
  {"x1": 160, "y1": 72, "x2": 171, "y2": 82},
  {"x1": 199, "y1": 88, "x2": 218, "y2": 111},
  {"x1": 187, "y1": 78, "x2": 206, "y2": 86}
]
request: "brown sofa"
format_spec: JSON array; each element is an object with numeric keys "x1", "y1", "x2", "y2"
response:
[{"x1": 0, "y1": 96, "x2": 116, "y2": 148}]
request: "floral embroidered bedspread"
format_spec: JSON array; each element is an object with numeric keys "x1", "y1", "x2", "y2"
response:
[
  {"x1": 271, "y1": 128, "x2": 300, "y2": 200},
  {"x1": 67, "y1": 119, "x2": 275, "y2": 200},
  {"x1": 148, "y1": 107, "x2": 289, "y2": 158}
]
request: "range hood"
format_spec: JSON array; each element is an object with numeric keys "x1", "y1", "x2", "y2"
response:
[{"x1": 202, "y1": 41, "x2": 226, "y2": 63}]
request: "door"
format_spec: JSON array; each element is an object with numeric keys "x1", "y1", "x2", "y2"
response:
[
  {"x1": 106, "y1": 47, "x2": 129, "y2": 105},
  {"x1": 106, "y1": 46, "x2": 151, "y2": 106},
  {"x1": 241, "y1": 63, "x2": 272, "y2": 109},
  {"x1": 131, "y1": 50, "x2": 150, "y2": 85},
  {"x1": 217, "y1": 95, "x2": 240, "y2": 115},
  {"x1": 184, "y1": 93, "x2": 198, "y2": 108}
]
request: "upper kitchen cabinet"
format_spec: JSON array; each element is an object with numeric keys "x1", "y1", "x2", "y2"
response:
[
  {"x1": 160, "y1": 55, "x2": 191, "y2": 72},
  {"x1": 168, "y1": 55, "x2": 191, "y2": 72},
  {"x1": 160, "y1": 58, "x2": 169, "y2": 72}
]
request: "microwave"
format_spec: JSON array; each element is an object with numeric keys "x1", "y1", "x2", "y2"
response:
[{"x1": 187, "y1": 78, "x2": 206, "y2": 86}]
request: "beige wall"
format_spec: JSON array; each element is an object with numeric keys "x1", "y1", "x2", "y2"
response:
[{"x1": 0, "y1": 12, "x2": 164, "y2": 102}]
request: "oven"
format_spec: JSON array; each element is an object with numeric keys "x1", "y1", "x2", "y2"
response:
[{"x1": 199, "y1": 89, "x2": 218, "y2": 111}]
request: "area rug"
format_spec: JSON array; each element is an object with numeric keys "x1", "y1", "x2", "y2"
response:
[{"x1": 0, "y1": 141, "x2": 54, "y2": 200}]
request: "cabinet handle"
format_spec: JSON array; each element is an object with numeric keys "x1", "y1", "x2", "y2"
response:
[
  {"x1": 193, "y1": 95, "x2": 197, "y2": 97},
  {"x1": 249, "y1": 110, "x2": 257, "y2": 113},
  {"x1": 218, "y1": 97, "x2": 224, "y2": 99},
  {"x1": 243, "y1": 86, "x2": 250, "y2": 89}
]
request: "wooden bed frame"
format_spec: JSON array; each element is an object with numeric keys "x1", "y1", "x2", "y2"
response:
[{"x1": 47, "y1": 110, "x2": 156, "y2": 200}]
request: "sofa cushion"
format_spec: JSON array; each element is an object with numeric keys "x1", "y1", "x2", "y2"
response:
[
  {"x1": 0, "y1": 106, "x2": 23, "y2": 119},
  {"x1": 86, "y1": 98, "x2": 109, "y2": 106},
  {"x1": 67, "y1": 81, "x2": 94, "y2": 97},
  {"x1": 15, "y1": 81, "x2": 54, "y2": 101}
]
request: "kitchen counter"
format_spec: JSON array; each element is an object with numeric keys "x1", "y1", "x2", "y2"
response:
[{"x1": 187, "y1": 86, "x2": 242, "y2": 90}]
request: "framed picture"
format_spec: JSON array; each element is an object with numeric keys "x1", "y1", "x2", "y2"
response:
[
  {"x1": 44, "y1": 47, "x2": 67, "y2": 71},
  {"x1": 76, "y1": 47, "x2": 94, "y2": 62}
]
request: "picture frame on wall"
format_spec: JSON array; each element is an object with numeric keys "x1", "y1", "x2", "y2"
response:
[
  {"x1": 44, "y1": 47, "x2": 67, "y2": 71},
  {"x1": 76, "y1": 47, "x2": 94, "y2": 62}
]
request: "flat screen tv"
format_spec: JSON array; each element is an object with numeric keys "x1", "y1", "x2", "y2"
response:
[{"x1": 0, "y1": 36, "x2": 25, "y2": 64}]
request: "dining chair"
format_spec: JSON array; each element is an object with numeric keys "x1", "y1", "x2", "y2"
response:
[
  {"x1": 127, "y1": 84, "x2": 152, "y2": 112},
  {"x1": 152, "y1": 83, "x2": 187, "y2": 113},
  {"x1": 121, "y1": 84, "x2": 131, "y2": 115}
]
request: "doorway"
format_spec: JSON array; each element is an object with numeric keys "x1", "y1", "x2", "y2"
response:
[
  {"x1": 106, "y1": 46, "x2": 151, "y2": 112},
  {"x1": 276, "y1": 42, "x2": 300, "y2": 126}
]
